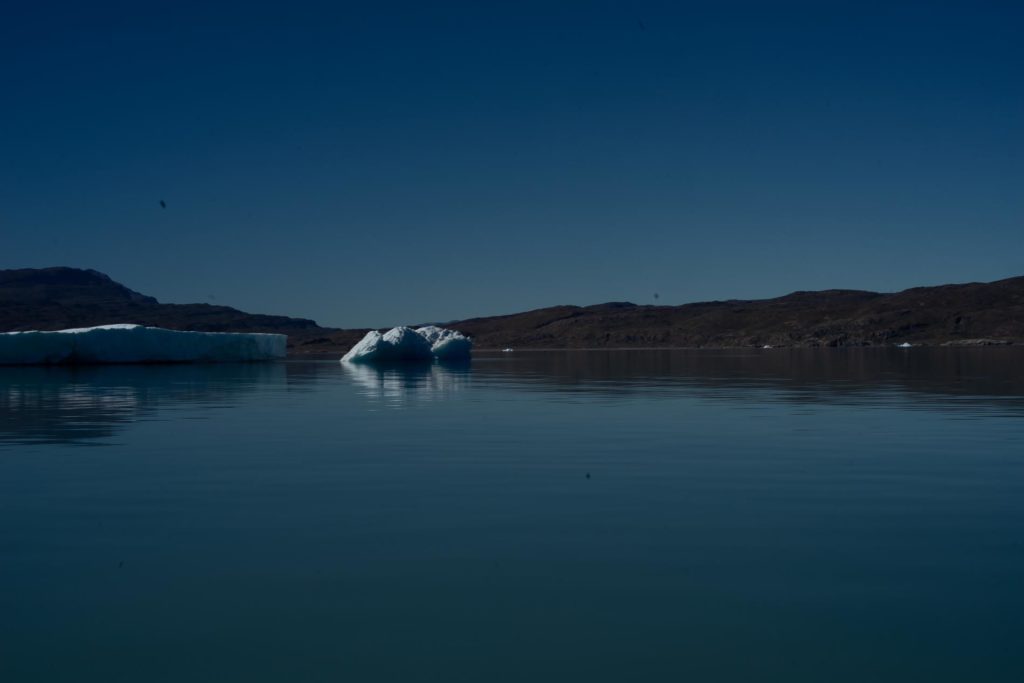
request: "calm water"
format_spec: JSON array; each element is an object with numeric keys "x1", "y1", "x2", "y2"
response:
[{"x1": 3, "y1": 349, "x2": 1024, "y2": 682}]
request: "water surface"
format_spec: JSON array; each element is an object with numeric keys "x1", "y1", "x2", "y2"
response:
[{"x1": 3, "y1": 349, "x2": 1024, "y2": 681}]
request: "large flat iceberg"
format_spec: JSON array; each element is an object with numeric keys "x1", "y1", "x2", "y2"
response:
[
  {"x1": 341, "y1": 326, "x2": 472, "y2": 363},
  {"x1": 0, "y1": 324, "x2": 287, "y2": 365}
]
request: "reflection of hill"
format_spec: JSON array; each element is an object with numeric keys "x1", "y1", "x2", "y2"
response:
[
  {"x1": 5, "y1": 350, "x2": 1023, "y2": 445},
  {"x1": 340, "y1": 361, "x2": 472, "y2": 406},
  {"x1": 0, "y1": 363, "x2": 287, "y2": 446},
  {"x1": 470, "y1": 349, "x2": 1024, "y2": 413}
]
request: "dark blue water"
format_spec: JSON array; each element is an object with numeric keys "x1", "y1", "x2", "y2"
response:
[{"x1": 3, "y1": 349, "x2": 1024, "y2": 682}]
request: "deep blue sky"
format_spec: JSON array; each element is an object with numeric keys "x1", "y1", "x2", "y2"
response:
[{"x1": 2, "y1": 1, "x2": 1021, "y2": 328}]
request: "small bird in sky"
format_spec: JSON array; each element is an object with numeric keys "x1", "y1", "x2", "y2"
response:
[
  {"x1": 159, "y1": 200, "x2": 166, "y2": 209},
  {"x1": 653, "y1": 293, "x2": 660, "y2": 301}
]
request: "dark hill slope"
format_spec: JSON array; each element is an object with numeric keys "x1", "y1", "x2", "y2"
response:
[
  {"x1": 446, "y1": 277, "x2": 1024, "y2": 348},
  {"x1": 3, "y1": 268, "x2": 1023, "y2": 352},
  {"x1": 0, "y1": 267, "x2": 363, "y2": 350}
]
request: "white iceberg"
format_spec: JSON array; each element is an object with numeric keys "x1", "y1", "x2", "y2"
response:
[
  {"x1": 0, "y1": 324, "x2": 287, "y2": 365},
  {"x1": 414, "y1": 326, "x2": 473, "y2": 360},
  {"x1": 341, "y1": 325, "x2": 472, "y2": 363},
  {"x1": 341, "y1": 326, "x2": 432, "y2": 363}
]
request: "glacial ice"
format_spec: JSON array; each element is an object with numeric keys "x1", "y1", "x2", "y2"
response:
[
  {"x1": 414, "y1": 326, "x2": 448, "y2": 345},
  {"x1": 341, "y1": 327, "x2": 432, "y2": 363},
  {"x1": 0, "y1": 324, "x2": 287, "y2": 365},
  {"x1": 415, "y1": 326, "x2": 473, "y2": 360},
  {"x1": 341, "y1": 325, "x2": 472, "y2": 363}
]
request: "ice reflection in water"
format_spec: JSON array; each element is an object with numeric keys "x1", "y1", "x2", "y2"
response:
[
  {"x1": 340, "y1": 360, "x2": 472, "y2": 407},
  {"x1": 0, "y1": 363, "x2": 288, "y2": 445},
  {"x1": 3, "y1": 349, "x2": 1024, "y2": 682},
  {"x1": 3, "y1": 348, "x2": 1024, "y2": 446}
]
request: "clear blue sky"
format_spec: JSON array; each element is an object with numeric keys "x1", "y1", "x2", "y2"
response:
[{"x1": 2, "y1": 1, "x2": 1021, "y2": 328}]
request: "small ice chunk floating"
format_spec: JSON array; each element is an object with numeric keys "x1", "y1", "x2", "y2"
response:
[
  {"x1": 341, "y1": 326, "x2": 472, "y2": 363},
  {"x1": 0, "y1": 324, "x2": 287, "y2": 365}
]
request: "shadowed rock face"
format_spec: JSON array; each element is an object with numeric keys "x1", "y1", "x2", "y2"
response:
[{"x1": 3, "y1": 267, "x2": 1023, "y2": 352}]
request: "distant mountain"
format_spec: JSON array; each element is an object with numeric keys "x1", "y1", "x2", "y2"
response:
[
  {"x1": 3, "y1": 267, "x2": 1023, "y2": 352},
  {"x1": 445, "y1": 278, "x2": 1024, "y2": 349},
  {"x1": 0, "y1": 267, "x2": 365, "y2": 351}
]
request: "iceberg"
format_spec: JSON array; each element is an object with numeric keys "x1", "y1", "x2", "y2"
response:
[
  {"x1": 341, "y1": 326, "x2": 432, "y2": 363},
  {"x1": 0, "y1": 324, "x2": 287, "y2": 365},
  {"x1": 341, "y1": 325, "x2": 472, "y2": 363},
  {"x1": 414, "y1": 326, "x2": 473, "y2": 360}
]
